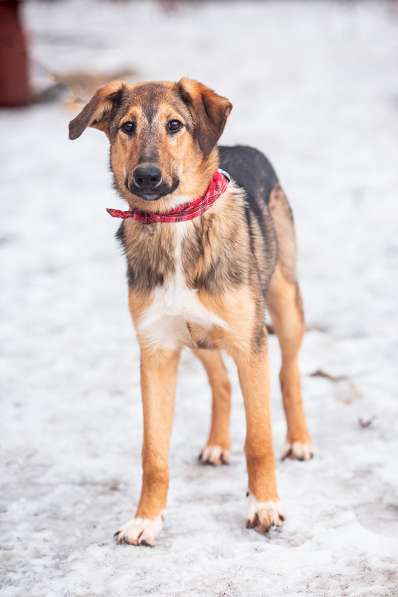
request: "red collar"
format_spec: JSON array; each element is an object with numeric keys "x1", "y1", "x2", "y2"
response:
[{"x1": 106, "y1": 169, "x2": 230, "y2": 224}]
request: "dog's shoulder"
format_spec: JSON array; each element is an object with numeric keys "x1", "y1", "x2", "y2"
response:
[{"x1": 218, "y1": 145, "x2": 279, "y2": 206}]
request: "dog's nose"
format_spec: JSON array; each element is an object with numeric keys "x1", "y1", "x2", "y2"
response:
[{"x1": 133, "y1": 163, "x2": 162, "y2": 190}]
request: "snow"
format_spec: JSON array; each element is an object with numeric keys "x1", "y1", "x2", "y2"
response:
[{"x1": 1, "y1": 1, "x2": 398, "y2": 595}]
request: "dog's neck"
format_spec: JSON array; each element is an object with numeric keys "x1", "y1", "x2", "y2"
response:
[
  {"x1": 118, "y1": 176, "x2": 246, "y2": 296},
  {"x1": 114, "y1": 147, "x2": 247, "y2": 296}
]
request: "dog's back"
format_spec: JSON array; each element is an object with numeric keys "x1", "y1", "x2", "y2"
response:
[{"x1": 219, "y1": 145, "x2": 279, "y2": 207}]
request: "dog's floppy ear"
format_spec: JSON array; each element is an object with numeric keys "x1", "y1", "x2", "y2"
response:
[
  {"x1": 176, "y1": 77, "x2": 232, "y2": 156},
  {"x1": 68, "y1": 80, "x2": 125, "y2": 140}
]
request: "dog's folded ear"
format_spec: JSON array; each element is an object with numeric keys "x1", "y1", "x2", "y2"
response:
[
  {"x1": 68, "y1": 80, "x2": 126, "y2": 140},
  {"x1": 176, "y1": 77, "x2": 232, "y2": 156}
]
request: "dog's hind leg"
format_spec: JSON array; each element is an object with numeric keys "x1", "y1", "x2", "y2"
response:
[
  {"x1": 267, "y1": 264, "x2": 313, "y2": 461},
  {"x1": 267, "y1": 185, "x2": 313, "y2": 461},
  {"x1": 194, "y1": 349, "x2": 232, "y2": 465}
]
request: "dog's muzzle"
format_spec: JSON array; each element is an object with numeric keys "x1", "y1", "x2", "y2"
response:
[{"x1": 126, "y1": 164, "x2": 179, "y2": 201}]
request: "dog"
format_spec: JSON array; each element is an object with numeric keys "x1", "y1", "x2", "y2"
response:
[{"x1": 69, "y1": 78, "x2": 313, "y2": 546}]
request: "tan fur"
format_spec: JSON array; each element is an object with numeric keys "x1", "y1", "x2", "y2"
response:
[
  {"x1": 267, "y1": 186, "x2": 312, "y2": 456},
  {"x1": 136, "y1": 345, "x2": 180, "y2": 519},
  {"x1": 267, "y1": 265, "x2": 312, "y2": 454},
  {"x1": 235, "y1": 343, "x2": 278, "y2": 502},
  {"x1": 70, "y1": 77, "x2": 311, "y2": 543},
  {"x1": 268, "y1": 183, "x2": 298, "y2": 284},
  {"x1": 112, "y1": 98, "x2": 219, "y2": 214},
  {"x1": 195, "y1": 349, "x2": 231, "y2": 460}
]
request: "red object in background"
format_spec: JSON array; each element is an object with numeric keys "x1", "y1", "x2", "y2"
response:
[{"x1": 0, "y1": 0, "x2": 31, "y2": 107}]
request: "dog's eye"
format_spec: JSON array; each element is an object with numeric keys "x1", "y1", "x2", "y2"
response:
[
  {"x1": 121, "y1": 121, "x2": 136, "y2": 135},
  {"x1": 166, "y1": 119, "x2": 183, "y2": 134}
]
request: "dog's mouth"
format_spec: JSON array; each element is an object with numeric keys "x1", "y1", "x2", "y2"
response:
[{"x1": 125, "y1": 177, "x2": 180, "y2": 202}]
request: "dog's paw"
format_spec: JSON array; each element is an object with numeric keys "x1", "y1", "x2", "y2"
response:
[
  {"x1": 199, "y1": 444, "x2": 230, "y2": 466},
  {"x1": 281, "y1": 441, "x2": 314, "y2": 461},
  {"x1": 246, "y1": 495, "x2": 284, "y2": 533},
  {"x1": 114, "y1": 512, "x2": 164, "y2": 546}
]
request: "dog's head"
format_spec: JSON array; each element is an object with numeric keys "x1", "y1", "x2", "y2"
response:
[{"x1": 69, "y1": 78, "x2": 232, "y2": 207}]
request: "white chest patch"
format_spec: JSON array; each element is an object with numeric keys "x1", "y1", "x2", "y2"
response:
[{"x1": 137, "y1": 223, "x2": 227, "y2": 350}]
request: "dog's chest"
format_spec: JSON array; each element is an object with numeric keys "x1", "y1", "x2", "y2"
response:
[{"x1": 137, "y1": 223, "x2": 226, "y2": 350}]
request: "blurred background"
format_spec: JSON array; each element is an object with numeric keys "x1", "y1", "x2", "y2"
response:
[{"x1": 1, "y1": 1, "x2": 398, "y2": 596}]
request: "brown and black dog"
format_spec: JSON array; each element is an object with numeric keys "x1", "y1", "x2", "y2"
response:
[{"x1": 69, "y1": 78, "x2": 313, "y2": 546}]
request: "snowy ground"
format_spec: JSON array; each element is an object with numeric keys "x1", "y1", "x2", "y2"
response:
[{"x1": 1, "y1": 1, "x2": 398, "y2": 595}]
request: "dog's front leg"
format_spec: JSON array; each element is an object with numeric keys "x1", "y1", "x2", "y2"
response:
[
  {"x1": 115, "y1": 346, "x2": 180, "y2": 546},
  {"x1": 234, "y1": 342, "x2": 284, "y2": 533}
]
